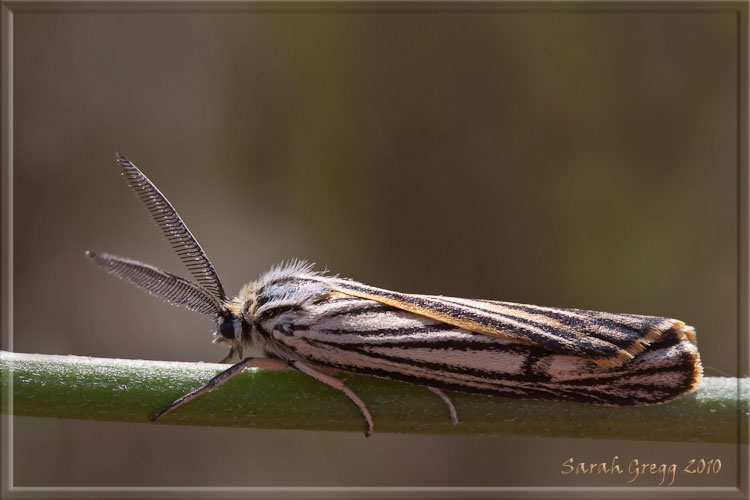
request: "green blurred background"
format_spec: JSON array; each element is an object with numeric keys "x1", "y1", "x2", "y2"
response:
[{"x1": 9, "y1": 4, "x2": 740, "y2": 489}]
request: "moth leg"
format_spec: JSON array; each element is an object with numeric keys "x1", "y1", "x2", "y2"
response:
[
  {"x1": 150, "y1": 357, "x2": 288, "y2": 421},
  {"x1": 218, "y1": 346, "x2": 236, "y2": 364},
  {"x1": 427, "y1": 386, "x2": 459, "y2": 425},
  {"x1": 289, "y1": 359, "x2": 374, "y2": 437}
]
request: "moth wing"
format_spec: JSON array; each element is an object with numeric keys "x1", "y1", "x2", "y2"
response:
[{"x1": 329, "y1": 279, "x2": 696, "y2": 369}]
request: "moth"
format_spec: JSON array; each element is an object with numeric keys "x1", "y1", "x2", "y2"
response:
[{"x1": 87, "y1": 154, "x2": 702, "y2": 435}]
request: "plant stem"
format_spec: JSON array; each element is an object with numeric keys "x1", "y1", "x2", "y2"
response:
[{"x1": 0, "y1": 350, "x2": 746, "y2": 442}]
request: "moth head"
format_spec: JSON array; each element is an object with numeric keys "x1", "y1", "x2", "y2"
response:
[
  {"x1": 87, "y1": 154, "x2": 243, "y2": 361},
  {"x1": 216, "y1": 313, "x2": 239, "y2": 340},
  {"x1": 214, "y1": 309, "x2": 249, "y2": 341}
]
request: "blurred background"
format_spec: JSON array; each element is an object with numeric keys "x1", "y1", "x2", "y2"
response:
[{"x1": 8, "y1": 4, "x2": 740, "y2": 490}]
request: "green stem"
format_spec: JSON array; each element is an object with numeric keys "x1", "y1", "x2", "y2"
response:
[{"x1": 0, "y1": 350, "x2": 746, "y2": 442}]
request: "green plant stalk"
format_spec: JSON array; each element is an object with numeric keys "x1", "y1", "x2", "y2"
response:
[{"x1": 0, "y1": 350, "x2": 746, "y2": 442}]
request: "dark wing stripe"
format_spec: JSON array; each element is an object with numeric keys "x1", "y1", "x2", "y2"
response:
[
  {"x1": 436, "y1": 297, "x2": 639, "y2": 348},
  {"x1": 311, "y1": 341, "x2": 523, "y2": 378},
  {"x1": 320, "y1": 303, "x2": 401, "y2": 319},
  {"x1": 328, "y1": 279, "x2": 619, "y2": 365},
  {"x1": 331, "y1": 281, "x2": 576, "y2": 342},
  {"x1": 328, "y1": 278, "x2": 692, "y2": 369},
  {"x1": 278, "y1": 331, "x2": 699, "y2": 406},
  {"x1": 477, "y1": 299, "x2": 666, "y2": 348},
  {"x1": 302, "y1": 334, "x2": 693, "y2": 385},
  {"x1": 435, "y1": 296, "x2": 638, "y2": 350},
  {"x1": 317, "y1": 323, "x2": 458, "y2": 338}
]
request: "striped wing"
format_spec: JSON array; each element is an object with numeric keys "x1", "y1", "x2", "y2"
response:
[
  {"x1": 255, "y1": 288, "x2": 701, "y2": 406},
  {"x1": 329, "y1": 279, "x2": 697, "y2": 369}
]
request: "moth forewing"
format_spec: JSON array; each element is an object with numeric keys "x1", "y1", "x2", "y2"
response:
[
  {"x1": 327, "y1": 279, "x2": 697, "y2": 370},
  {"x1": 88, "y1": 154, "x2": 703, "y2": 436},
  {"x1": 253, "y1": 272, "x2": 702, "y2": 407}
]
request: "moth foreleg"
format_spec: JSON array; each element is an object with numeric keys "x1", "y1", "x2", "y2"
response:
[
  {"x1": 150, "y1": 357, "x2": 288, "y2": 421},
  {"x1": 288, "y1": 359, "x2": 374, "y2": 437},
  {"x1": 427, "y1": 386, "x2": 459, "y2": 425},
  {"x1": 218, "y1": 346, "x2": 236, "y2": 364}
]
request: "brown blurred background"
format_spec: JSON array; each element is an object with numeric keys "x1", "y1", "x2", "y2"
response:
[{"x1": 8, "y1": 4, "x2": 740, "y2": 490}]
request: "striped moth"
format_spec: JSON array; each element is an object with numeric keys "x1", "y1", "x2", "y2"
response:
[{"x1": 87, "y1": 154, "x2": 702, "y2": 435}]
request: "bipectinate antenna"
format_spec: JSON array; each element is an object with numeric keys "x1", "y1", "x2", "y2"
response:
[
  {"x1": 85, "y1": 250, "x2": 224, "y2": 316},
  {"x1": 114, "y1": 153, "x2": 226, "y2": 301}
]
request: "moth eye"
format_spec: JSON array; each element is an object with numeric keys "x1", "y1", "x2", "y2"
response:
[{"x1": 219, "y1": 319, "x2": 235, "y2": 340}]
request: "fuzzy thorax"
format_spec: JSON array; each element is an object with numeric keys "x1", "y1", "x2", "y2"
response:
[{"x1": 212, "y1": 261, "x2": 326, "y2": 358}]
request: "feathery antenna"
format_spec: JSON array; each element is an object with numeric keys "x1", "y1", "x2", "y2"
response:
[
  {"x1": 85, "y1": 251, "x2": 224, "y2": 316},
  {"x1": 114, "y1": 153, "x2": 226, "y2": 301}
]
